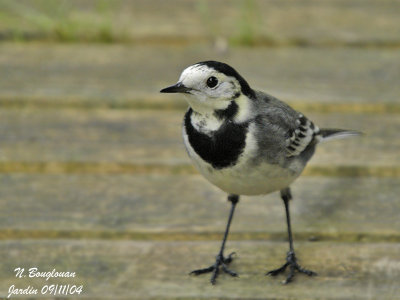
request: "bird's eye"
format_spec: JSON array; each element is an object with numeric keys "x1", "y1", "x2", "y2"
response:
[{"x1": 206, "y1": 76, "x2": 218, "y2": 88}]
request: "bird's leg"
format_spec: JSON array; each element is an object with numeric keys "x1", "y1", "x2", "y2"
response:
[
  {"x1": 266, "y1": 188, "x2": 317, "y2": 284},
  {"x1": 190, "y1": 194, "x2": 239, "y2": 285}
]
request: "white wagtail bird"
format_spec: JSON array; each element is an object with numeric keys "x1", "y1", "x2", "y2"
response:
[{"x1": 160, "y1": 61, "x2": 360, "y2": 285}]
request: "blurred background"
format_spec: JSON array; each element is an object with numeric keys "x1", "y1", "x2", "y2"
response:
[{"x1": 0, "y1": 0, "x2": 399, "y2": 299}]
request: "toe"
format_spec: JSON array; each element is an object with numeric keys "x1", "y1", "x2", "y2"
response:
[
  {"x1": 222, "y1": 264, "x2": 238, "y2": 277},
  {"x1": 189, "y1": 265, "x2": 214, "y2": 275},
  {"x1": 266, "y1": 262, "x2": 289, "y2": 276},
  {"x1": 283, "y1": 275, "x2": 294, "y2": 285},
  {"x1": 297, "y1": 266, "x2": 317, "y2": 276},
  {"x1": 223, "y1": 252, "x2": 236, "y2": 264},
  {"x1": 210, "y1": 268, "x2": 220, "y2": 285}
]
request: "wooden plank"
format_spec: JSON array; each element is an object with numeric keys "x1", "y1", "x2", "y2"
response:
[
  {"x1": 0, "y1": 175, "x2": 399, "y2": 240},
  {"x1": 0, "y1": 240, "x2": 399, "y2": 299},
  {"x1": 1, "y1": 0, "x2": 400, "y2": 46},
  {"x1": 0, "y1": 109, "x2": 398, "y2": 170},
  {"x1": 0, "y1": 44, "x2": 400, "y2": 107}
]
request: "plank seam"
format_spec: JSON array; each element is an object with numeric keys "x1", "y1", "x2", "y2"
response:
[
  {"x1": 0, "y1": 162, "x2": 398, "y2": 177},
  {"x1": 0, "y1": 230, "x2": 399, "y2": 243}
]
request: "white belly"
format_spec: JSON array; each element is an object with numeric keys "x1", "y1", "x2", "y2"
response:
[{"x1": 195, "y1": 159, "x2": 298, "y2": 195}]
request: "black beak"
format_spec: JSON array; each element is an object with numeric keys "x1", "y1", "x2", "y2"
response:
[{"x1": 160, "y1": 82, "x2": 191, "y2": 94}]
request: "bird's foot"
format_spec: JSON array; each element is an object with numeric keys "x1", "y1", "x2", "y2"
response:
[
  {"x1": 190, "y1": 252, "x2": 238, "y2": 285},
  {"x1": 266, "y1": 251, "x2": 317, "y2": 284}
]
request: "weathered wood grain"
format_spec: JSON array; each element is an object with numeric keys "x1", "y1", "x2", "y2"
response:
[
  {"x1": 0, "y1": 44, "x2": 400, "y2": 107},
  {"x1": 0, "y1": 240, "x2": 399, "y2": 299},
  {"x1": 0, "y1": 109, "x2": 397, "y2": 172},
  {"x1": 0, "y1": 174, "x2": 398, "y2": 241},
  {"x1": 0, "y1": 2, "x2": 398, "y2": 299}
]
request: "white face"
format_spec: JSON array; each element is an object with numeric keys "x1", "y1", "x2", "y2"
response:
[{"x1": 179, "y1": 64, "x2": 241, "y2": 104}]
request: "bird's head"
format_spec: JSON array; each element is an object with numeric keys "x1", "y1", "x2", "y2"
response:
[{"x1": 160, "y1": 61, "x2": 254, "y2": 115}]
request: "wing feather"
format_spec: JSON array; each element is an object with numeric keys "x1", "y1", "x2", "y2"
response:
[{"x1": 285, "y1": 114, "x2": 320, "y2": 157}]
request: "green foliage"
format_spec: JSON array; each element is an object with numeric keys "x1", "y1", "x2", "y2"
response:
[
  {"x1": 194, "y1": 0, "x2": 262, "y2": 47},
  {"x1": 231, "y1": 0, "x2": 261, "y2": 46},
  {"x1": 195, "y1": 0, "x2": 221, "y2": 40},
  {"x1": 0, "y1": 0, "x2": 121, "y2": 42},
  {"x1": 0, "y1": 0, "x2": 271, "y2": 46}
]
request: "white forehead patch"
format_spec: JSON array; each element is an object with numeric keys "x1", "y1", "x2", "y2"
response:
[{"x1": 179, "y1": 64, "x2": 214, "y2": 87}]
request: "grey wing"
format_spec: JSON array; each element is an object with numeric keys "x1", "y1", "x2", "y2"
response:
[{"x1": 253, "y1": 91, "x2": 320, "y2": 159}]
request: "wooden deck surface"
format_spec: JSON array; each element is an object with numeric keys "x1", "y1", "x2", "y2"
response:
[{"x1": 0, "y1": 1, "x2": 399, "y2": 299}]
